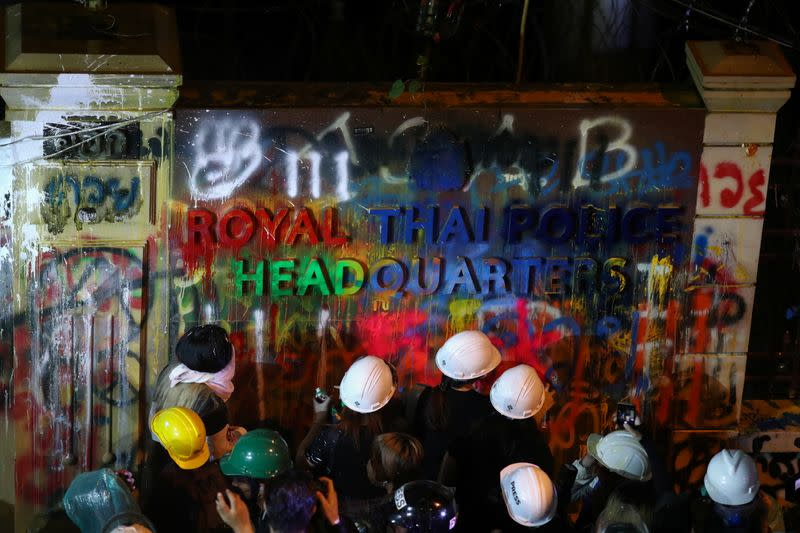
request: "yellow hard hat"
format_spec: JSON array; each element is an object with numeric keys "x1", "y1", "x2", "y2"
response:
[{"x1": 151, "y1": 407, "x2": 210, "y2": 470}]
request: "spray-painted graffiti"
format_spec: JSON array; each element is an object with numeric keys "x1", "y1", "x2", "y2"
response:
[
  {"x1": 11, "y1": 246, "x2": 148, "y2": 510},
  {"x1": 696, "y1": 146, "x2": 772, "y2": 216},
  {"x1": 41, "y1": 173, "x2": 145, "y2": 234},
  {"x1": 170, "y1": 106, "x2": 711, "y2": 468},
  {"x1": 42, "y1": 121, "x2": 142, "y2": 160},
  {"x1": 691, "y1": 218, "x2": 764, "y2": 285}
]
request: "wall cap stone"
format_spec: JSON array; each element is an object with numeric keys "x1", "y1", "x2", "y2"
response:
[{"x1": 686, "y1": 41, "x2": 795, "y2": 113}]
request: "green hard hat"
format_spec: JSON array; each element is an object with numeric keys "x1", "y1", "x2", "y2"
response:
[{"x1": 219, "y1": 429, "x2": 292, "y2": 480}]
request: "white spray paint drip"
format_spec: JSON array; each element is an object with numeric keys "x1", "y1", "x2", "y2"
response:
[
  {"x1": 495, "y1": 114, "x2": 515, "y2": 135},
  {"x1": 309, "y1": 112, "x2": 359, "y2": 166},
  {"x1": 317, "y1": 307, "x2": 330, "y2": 339},
  {"x1": 19, "y1": 223, "x2": 40, "y2": 263},
  {"x1": 253, "y1": 308, "x2": 265, "y2": 364},
  {"x1": 379, "y1": 116, "x2": 428, "y2": 184},
  {"x1": 24, "y1": 186, "x2": 44, "y2": 212},
  {"x1": 286, "y1": 150, "x2": 299, "y2": 198},
  {"x1": 202, "y1": 303, "x2": 215, "y2": 323},
  {"x1": 309, "y1": 150, "x2": 322, "y2": 199},
  {"x1": 335, "y1": 151, "x2": 350, "y2": 201},
  {"x1": 388, "y1": 116, "x2": 427, "y2": 146}
]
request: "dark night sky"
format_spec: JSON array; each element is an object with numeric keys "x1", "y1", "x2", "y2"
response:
[{"x1": 155, "y1": 0, "x2": 799, "y2": 84}]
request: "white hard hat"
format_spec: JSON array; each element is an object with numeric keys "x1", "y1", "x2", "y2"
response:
[
  {"x1": 587, "y1": 430, "x2": 651, "y2": 482},
  {"x1": 339, "y1": 356, "x2": 397, "y2": 413},
  {"x1": 500, "y1": 462, "x2": 557, "y2": 527},
  {"x1": 704, "y1": 449, "x2": 759, "y2": 506},
  {"x1": 490, "y1": 364, "x2": 546, "y2": 420},
  {"x1": 435, "y1": 330, "x2": 502, "y2": 380}
]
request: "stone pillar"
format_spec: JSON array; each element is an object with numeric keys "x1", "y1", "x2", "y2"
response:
[
  {"x1": 673, "y1": 40, "x2": 794, "y2": 485},
  {"x1": 0, "y1": 3, "x2": 180, "y2": 530}
]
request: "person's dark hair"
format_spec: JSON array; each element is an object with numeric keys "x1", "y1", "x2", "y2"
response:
[
  {"x1": 475, "y1": 411, "x2": 540, "y2": 459},
  {"x1": 370, "y1": 433, "x2": 424, "y2": 487},
  {"x1": 339, "y1": 405, "x2": 383, "y2": 450},
  {"x1": 590, "y1": 476, "x2": 653, "y2": 528},
  {"x1": 606, "y1": 481, "x2": 655, "y2": 526},
  {"x1": 230, "y1": 475, "x2": 264, "y2": 524},
  {"x1": 424, "y1": 375, "x2": 479, "y2": 430},
  {"x1": 176, "y1": 324, "x2": 233, "y2": 373},
  {"x1": 151, "y1": 374, "x2": 227, "y2": 428},
  {"x1": 266, "y1": 470, "x2": 317, "y2": 533}
]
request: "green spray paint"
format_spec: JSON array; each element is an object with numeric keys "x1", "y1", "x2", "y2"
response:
[
  {"x1": 271, "y1": 259, "x2": 296, "y2": 296},
  {"x1": 234, "y1": 259, "x2": 264, "y2": 296},
  {"x1": 334, "y1": 259, "x2": 365, "y2": 296},
  {"x1": 297, "y1": 258, "x2": 332, "y2": 296}
]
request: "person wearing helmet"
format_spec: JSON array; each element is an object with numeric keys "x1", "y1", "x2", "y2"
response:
[
  {"x1": 690, "y1": 449, "x2": 784, "y2": 533},
  {"x1": 386, "y1": 480, "x2": 458, "y2": 533},
  {"x1": 499, "y1": 462, "x2": 573, "y2": 532},
  {"x1": 143, "y1": 325, "x2": 245, "y2": 511},
  {"x1": 355, "y1": 432, "x2": 425, "y2": 532},
  {"x1": 440, "y1": 364, "x2": 554, "y2": 531},
  {"x1": 216, "y1": 429, "x2": 293, "y2": 531},
  {"x1": 147, "y1": 407, "x2": 233, "y2": 532},
  {"x1": 568, "y1": 429, "x2": 652, "y2": 531},
  {"x1": 63, "y1": 468, "x2": 156, "y2": 533},
  {"x1": 299, "y1": 356, "x2": 399, "y2": 524},
  {"x1": 410, "y1": 330, "x2": 501, "y2": 479}
]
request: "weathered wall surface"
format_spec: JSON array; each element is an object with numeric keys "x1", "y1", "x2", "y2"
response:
[
  {"x1": 3, "y1": 84, "x2": 786, "y2": 528},
  {"x1": 170, "y1": 105, "x2": 721, "y2": 460},
  {"x1": 4, "y1": 111, "x2": 175, "y2": 531}
]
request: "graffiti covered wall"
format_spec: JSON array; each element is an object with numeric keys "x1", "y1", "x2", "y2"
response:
[
  {"x1": 171, "y1": 104, "x2": 716, "y2": 459},
  {"x1": 7, "y1": 116, "x2": 174, "y2": 529}
]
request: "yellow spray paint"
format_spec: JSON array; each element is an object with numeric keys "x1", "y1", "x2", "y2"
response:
[
  {"x1": 447, "y1": 299, "x2": 481, "y2": 333},
  {"x1": 647, "y1": 255, "x2": 673, "y2": 304}
]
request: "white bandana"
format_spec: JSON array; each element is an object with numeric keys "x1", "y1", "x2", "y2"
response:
[{"x1": 168, "y1": 349, "x2": 236, "y2": 401}]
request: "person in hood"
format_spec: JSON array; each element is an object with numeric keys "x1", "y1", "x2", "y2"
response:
[{"x1": 63, "y1": 468, "x2": 156, "y2": 533}]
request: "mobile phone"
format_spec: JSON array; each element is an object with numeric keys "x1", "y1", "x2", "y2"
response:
[
  {"x1": 314, "y1": 387, "x2": 329, "y2": 404},
  {"x1": 616, "y1": 402, "x2": 636, "y2": 427},
  {"x1": 785, "y1": 473, "x2": 800, "y2": 502}
]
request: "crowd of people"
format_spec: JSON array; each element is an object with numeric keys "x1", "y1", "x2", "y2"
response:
[{"x1": 62, "y1": 325, "x2": 787, "y2": 532}]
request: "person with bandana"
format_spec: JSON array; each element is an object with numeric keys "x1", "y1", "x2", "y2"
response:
[{"x1": 142, "y1": 325, "x2": 246, "y2": 510}]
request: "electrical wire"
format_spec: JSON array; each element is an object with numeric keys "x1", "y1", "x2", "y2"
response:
[
  {"x1": 0, "y1": 109, "x2": 170, "y2": 168},
  {"x1": 0, "y1": 110, "x2": 167, "y2": 150},
  {"x1": 664, "y1": 0, "x2": 797, "y2": 49}
]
